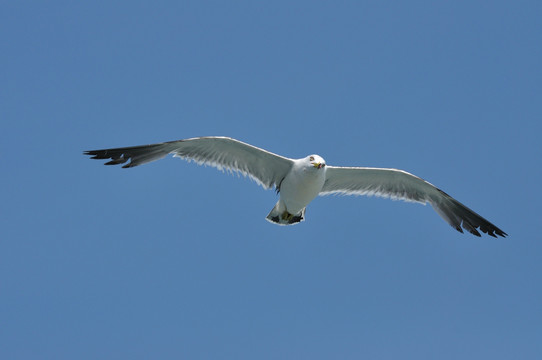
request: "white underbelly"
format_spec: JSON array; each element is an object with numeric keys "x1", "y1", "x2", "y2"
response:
[{"x1": 280, "y1": 168, "x2": 326, "y2": 214}]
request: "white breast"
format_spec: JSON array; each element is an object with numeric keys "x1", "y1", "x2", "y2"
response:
[{"x1": 279, "y1": 160, "x2": 326, "y2": 214}]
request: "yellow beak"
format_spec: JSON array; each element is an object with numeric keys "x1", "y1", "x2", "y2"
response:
[{"x1": 313, "y1": 162, "x2": 323, "y2": 169}]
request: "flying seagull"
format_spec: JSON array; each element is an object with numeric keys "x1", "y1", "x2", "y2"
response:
[{"x1": 84, "y1": 136, "x2": 506, "y2": 237}]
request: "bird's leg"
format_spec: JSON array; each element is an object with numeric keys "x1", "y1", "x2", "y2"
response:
[{"x1": 281, "y1": 211, "x2": 294, "y2": 221}]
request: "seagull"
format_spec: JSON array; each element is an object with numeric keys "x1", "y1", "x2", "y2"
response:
[{"x1": 84, "y1": 136, "x2": 506, "y2": 237}]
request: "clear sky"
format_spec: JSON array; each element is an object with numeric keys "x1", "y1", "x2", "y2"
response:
[{"x1": 2, "y1": 1, "x2": 541, "y2": 359}]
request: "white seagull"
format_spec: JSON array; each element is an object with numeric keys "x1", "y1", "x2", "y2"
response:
[{"x1": 85, "y1": 136, "x2": 506, "y2": 237}]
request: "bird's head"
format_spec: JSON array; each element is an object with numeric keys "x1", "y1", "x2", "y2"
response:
[{"x1": 307, "y1": 155, "x2": 326, "y2": 169}]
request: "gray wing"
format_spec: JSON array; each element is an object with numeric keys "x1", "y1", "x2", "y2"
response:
[
  {"x1": 84, "y1": 136, "x2": 294, "y2": 190},
  {"x1": 321, "y1": 166, "x2": 506, "y2": 238}
]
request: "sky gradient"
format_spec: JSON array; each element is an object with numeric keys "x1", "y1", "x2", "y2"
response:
[{"x1": 2, "y1": 1, "x2": 541, "y2": 359}]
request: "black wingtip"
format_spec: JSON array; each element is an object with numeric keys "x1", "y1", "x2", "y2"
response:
[
  {"x1": 84, "y1": 148, "x2": 135, "y2": 168},
  {"x1": 481, "y1": 226, "x2": 507, "y2": 238},
  {"x1": 452, "y1": 223, "x2": 508, "y2": 238},
  {"x1": 84, "y1": 150, "x2": 111, "y2": 159},
  {"x1": 104, "y1": 157, "x2": 128, "y2": 166},
  {"x1": 470, "y1": 230, "x2": 482, "y2": 237},
  {"x1": 83, "y1": 150, "x2": 98, "y2": 159}
]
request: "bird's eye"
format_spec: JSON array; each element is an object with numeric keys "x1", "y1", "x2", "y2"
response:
[{"x1": 309, "y1": 156, "x2": 314, "y2": 161}]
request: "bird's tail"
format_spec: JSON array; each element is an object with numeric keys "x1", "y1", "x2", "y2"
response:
[{"x1": 265, "y1": 202, "x2": 306, "y2": 226}]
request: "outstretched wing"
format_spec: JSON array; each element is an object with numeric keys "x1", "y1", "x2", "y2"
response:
[
  {"x1": 321, "y1": 166, "x2": 506, "y2": 238},
  {"x1": 84, "y1": 136, "x2": 294, "y2": 190}
]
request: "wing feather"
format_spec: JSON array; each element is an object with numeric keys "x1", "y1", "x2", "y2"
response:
[
  {"x1": 84, "y1": 136, "x2": 293, "y2": 190},
  {"x1": 321, "y1": 166, "x2": 506, "y2": 237}
]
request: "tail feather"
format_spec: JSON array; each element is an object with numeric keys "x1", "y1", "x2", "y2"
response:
[{"x1": 266, "y1": 203, "x2": 306, "y2": 226}]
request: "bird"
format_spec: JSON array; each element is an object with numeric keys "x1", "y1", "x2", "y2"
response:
[{"x1": 84, "y1": 136, "x2": 506, "y2": 237}]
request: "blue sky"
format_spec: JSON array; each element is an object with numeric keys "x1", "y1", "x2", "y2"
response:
[{"x1": 2, "y1": 1, "x2": 541, "y2": 359}]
